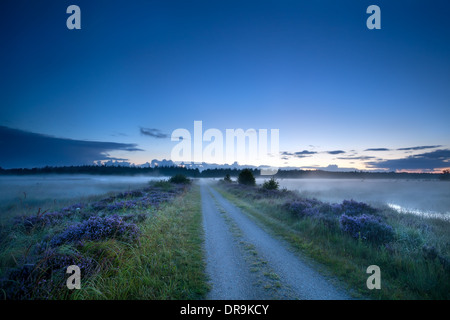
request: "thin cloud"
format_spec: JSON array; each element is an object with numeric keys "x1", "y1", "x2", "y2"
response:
[
  {"x1": 397, "y1": 145, "x2": 441, "y2": 151},
  {"x1": 111, "y1": 132, "x2": 128, "y2": 137},
  {"x1": 337, "y1": 156, "x2": 376, "y2": 160},
  {"x1": 281, "y1": 150, "x2": 317, "y2": 158},
  {"x1": 300, "y1": 164, "x2": 359, "y2": 172},
  {"x1": 367, "y1": 149, "x2": 450, "y2": 171},
  {"x1": 140, "y1": 127, "x2": 169, "y2": 139},
  {"x1": 365, "y1": 148, "x2": 390, "y2": 152},
  {"x1": 294, "y1": 150, "x2": 317, "y2": 158},
  {"x1": 326, "y1": 150, "x2": 346, "y2": 155},
  {"x1": 0, "y1": 126, "x2": 143, "y2": 169}
]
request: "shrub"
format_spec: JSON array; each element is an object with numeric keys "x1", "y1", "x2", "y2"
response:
[
  {"x1": 169, "y1": 174, "x2": 191, "y2": 184},
  {"x1": 283, "y1": 198, "x2": 322, "y2": 218},
  {"x1": 14, "y1": 208, "x2": 76, "y2": 230},
  {"x1": 339, "y1": 214, "x2": 394, "y2": 245},
  {"x1": 49, "y1": 215, "x2": 140, "y2": 247},
  {"x1": 262, "y1": 177, "x2": 279, "y2": 190},
  {"x1": 306, "y1": 202, "x2": 342, "y2": 216},
  {"x1": 223, "y1": 174, "x2": 232, "y2": 183},
  {"x1": 340, "y1": 199, "x2": 377, "y2": 216},
  {"x1": 238, "y1": 169, "x2": 256, "y2": 186},
  {"x1": 1, "y1": 249, "x2": 96, "y2": 299},
  {"x1": 106, "y1": 200, "x2": 138, "y2": 211}
]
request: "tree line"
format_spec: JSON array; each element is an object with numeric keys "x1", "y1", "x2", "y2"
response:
[{"x1": 0, "y1": 165, "x2": 444, "y2": 180}]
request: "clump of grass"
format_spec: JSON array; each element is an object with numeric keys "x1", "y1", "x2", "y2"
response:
[{"x1": 152, "y1": 179, "x2": 173, "y2": 190}]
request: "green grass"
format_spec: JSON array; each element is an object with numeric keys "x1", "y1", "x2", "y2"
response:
[
  {"x1": 0, "y1": 182, "x2": 208, "y2": 300},
  {"x1": 213, "y1": 182, "x2": 450, "y2": 300},
  {"x1": 71, "y1": 184, "x2": 208, "y2": 299}
]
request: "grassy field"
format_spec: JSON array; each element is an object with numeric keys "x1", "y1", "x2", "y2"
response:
[
  {"x1": 2, "y1": 175, "x2": 448, "y2": 300},
  {"x1": 214, "y1": 181, "x2": 450, "y2": 300},
  {"x1": 0, "y1": 180, "x2": 208, "y2": 300}
]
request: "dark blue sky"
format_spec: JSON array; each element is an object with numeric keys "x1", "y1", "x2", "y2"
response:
[{"x1": 1, "y1": 0, "x2": 449, "y2": 171}]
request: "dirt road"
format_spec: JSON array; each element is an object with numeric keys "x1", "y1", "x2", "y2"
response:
[{"x1": 200, "y1": 180, "x2": 352, "y2": 300}]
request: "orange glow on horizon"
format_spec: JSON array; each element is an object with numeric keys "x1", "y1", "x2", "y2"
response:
[{"x1": 395, "y1": 168, "x2": 450, "y2": 174}]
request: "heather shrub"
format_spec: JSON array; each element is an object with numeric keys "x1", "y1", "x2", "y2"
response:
[
  {"x1": 49, "y1": 215, "x2": 140, "y2": 247},
  {"x1": 106, "y1": 200, "x2": 138, "y2": 211},
  {"x1": 13, "y1": 206, "x2": 85, "y2": 231},
  {"x1": 339, "y1": 213, "x2": 394, "y2": 245},
  {"x1": 311, "y1": 202, "x2": 343, "y2": 216},
  {"x1": 88, "y1": 186, "x2": 183, "y2": 214},
  {"x1": 38, "y1": 248, "x2": 97, "y2": 276},
  {"x1": 340, "y1": 199, "x2": 377, "y2": 216},
  {"x1": 1, "y1": 248, "x2": 96, "y2": 299},
  {"x1": 1, "y1": 263, "x2": 53, "y2": 299},
  {"x1": 283, "y1": 198, "x2": 322, "y2": 218},
  {"x1": 91, "y1": 200, "x2": 109, "y2": 211}
]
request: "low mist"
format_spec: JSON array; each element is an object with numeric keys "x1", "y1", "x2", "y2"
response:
[
  {"x1": 0, "y1": 175, "x2": 167, "y2": 212},
  {"x1": 2, "y1": 175, "x2": 449, "y2": 220},
  {"x1": 257, "y1": 178, "x2": 450, "y2": 219}
]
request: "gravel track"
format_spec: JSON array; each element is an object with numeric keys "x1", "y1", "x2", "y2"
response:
[{"x1": 201, "y1": 180, "x2": 352, "y2": 300}]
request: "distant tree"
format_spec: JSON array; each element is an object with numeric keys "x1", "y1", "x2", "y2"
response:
[
  {"x1": 262, "y1": 177, "x2": 279, "y2": 190},
  {"x1": 223, "y1": 174, "x2": 232, "y2": 183},
  {"x1": 238, "y1": 169, "x2": 256, "y2": 186},
  {"x1": 439, "y1": 169, "x2": 450, "y2": 181}
]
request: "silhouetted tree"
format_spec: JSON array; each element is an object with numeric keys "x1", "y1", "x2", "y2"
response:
[
  {"x1": 169, "y1": 174, "x2": 191, "y2": 184},
  {"x1": 238, "y1": 169, "x2": 256, "y2": 186},
  {"x1": 262, "y1": 177, "x2": 279, "y2": 190},
  {"x1": 440, "y1": 169, "x2": 450, "y2": 181}
]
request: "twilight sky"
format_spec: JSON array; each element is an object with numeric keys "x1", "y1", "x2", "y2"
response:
[{"x1": 1, "y1": 0, "x2": 449, "y2": 172}]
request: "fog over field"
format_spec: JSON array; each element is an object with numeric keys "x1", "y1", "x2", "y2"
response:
[
  {"x1": 257, "y1": 178, "x2": 450, "y2": 219},
  {"x1": 1, "y1": 175, "x2": 449, "y2": 220},
  {"x1": 0, "y1": 175, "x2": 167, "y2": 213}
]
